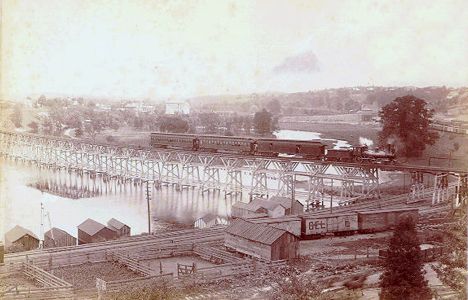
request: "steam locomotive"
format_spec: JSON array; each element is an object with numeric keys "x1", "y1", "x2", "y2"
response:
[{"x1": 150, "y1": 132, "x2": 396, "y2": 163}]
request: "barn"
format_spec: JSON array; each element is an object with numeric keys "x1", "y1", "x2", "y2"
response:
[
  {"x1": 107, "y1": 218, "x2": 131, "y2": 238},
  {"x1": 44, "y1": 227, "x2": 77, "y2": 248},
  {"x1": 78, "y1": 219, "x2": 117, "y2": 245},
  {"x1": 224, "y1": 219, "x2": 299, "y2": 261},
  {"x1": 194, "y1": 214, "x2": 228, "y2": 229},
  {"x1": 4, "y1": 225, "x2": 40, "y2": 252}
]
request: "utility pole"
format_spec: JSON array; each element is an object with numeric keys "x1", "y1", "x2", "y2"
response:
[
  {"x1": 40, "y1": 202, "x2": 44, "y2": 248},
  {"x1": 145, "y1": 181, "x2": 152, "y2": 234}
]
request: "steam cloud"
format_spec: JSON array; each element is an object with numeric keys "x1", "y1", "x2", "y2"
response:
[{"x1": 359, "y1": 137, "x2": 374, "y2": 147}]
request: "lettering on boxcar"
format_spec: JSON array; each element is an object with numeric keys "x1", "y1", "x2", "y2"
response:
[{"x1": 309, "y1": 220, "x2": 326, "y2": 230}]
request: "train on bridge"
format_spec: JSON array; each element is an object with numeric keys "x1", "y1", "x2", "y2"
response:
[{"x1": 150, "y1": 132, "x2": 396, "y2": 164}]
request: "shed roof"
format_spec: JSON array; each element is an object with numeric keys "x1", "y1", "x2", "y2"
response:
[
  {"x1": 199, "y1": 213, "x2": 217, "y2": 223},
  {"x1": 268, "y1": 196, "x2": 294, "y2": 209},
  {"x1": 78, "y1": 218, "x2": 106, "y2": 236},
  {"x1": 45, "y1": 227, "x2": 75, "y2": 240},
  {"x1": 225, "y1": 219, "x2": 288, "y2": 245},
  {"x1": 249, "y1": 216, "x2": 302, "y2": 224},
  {"x1": 232, "y1": 201, "x2": 266, "y2": 212},
  {"x1": 241, "y1": 212, "x2": 269, "y2": 220},
  {"x1": 5, "y1": 225, "x2": 39, "y2": 243},
  {"x1": 107, "y1": 218, "x2": 128, "y2": 230}
]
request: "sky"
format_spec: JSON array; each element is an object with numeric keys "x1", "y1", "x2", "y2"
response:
[{"x1": 1, "y1": 0, "x2": 467, "y2": 101}]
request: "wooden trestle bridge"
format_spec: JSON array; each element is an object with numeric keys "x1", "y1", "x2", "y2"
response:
[{"x1": 0, "y1": 131, "x2": 466, "y2": 208}]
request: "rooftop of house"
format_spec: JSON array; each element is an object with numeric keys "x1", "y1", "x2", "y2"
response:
[
  {"x1": 107, "y1": 218, "x2": 128, "y2": 230},
  {"x1": 5, "y1": 225, "x2": 39, "y2": 243},
  {"x1": 78, "y1": 218, "x2": 106, "y2": 236},
  {"x1": 225, "y1": 219, "x2": 289, "y2": 245},
  {"x1": 45, "y1": 227, "x2": 76, "y2": 240}
]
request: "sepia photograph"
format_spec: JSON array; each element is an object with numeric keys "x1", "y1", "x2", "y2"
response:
[{"x1": 0, "y1": 1, "x2": 467, "y2": 299}]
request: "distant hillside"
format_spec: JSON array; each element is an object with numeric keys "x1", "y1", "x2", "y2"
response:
[{"x1": 188, "y1": 86, "x2": 468, "y2": 116}]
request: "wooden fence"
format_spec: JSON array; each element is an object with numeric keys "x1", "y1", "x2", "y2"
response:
[
  {"x1": 108, "y1": 251, "x2": 155, "y2": 276},
  {"x1": 1, "y1": 262, "x2": 73, "y2": 300}
]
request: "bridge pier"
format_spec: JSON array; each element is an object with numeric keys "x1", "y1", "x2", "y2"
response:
[
  {"x1": 408, "y1": 172, "x2": 425, "y2": 203},
  {"x1": 432, "y1": 173, "x2": 449, "y2": 205}
]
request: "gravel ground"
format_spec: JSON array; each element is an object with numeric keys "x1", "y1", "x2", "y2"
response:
[
  {"x1": 53, "y1": 261, "x2": 143, "y2": 289},
  {"x1": 0, "y1": 272, "x2": 39, "y2": 291},
  {"x1": 145, "y1": 255, "x2": 217, "y2": 276}
]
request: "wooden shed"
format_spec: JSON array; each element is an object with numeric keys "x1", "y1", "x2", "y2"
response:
[
  {"x1": 44, "y1": 227, "x2": 77, "y2": 248},
  {"x1": 78, "y1": 219, "x2": 117, "y2": 245},
  {"x1": 231, "y1": 201, "x2": 268, "y2": 218},
  {"x1": 194, "y1": 214, "x2": 228, "y2": 229},
  {"x1": 232, "y1": 197, "x2": 304, "y2": 219},
  {"x1": 107, "y1": 218, "x2": 131, "y2": 238},
  {"x1": 5, "y1": 225, "x2": 40, "y2": 252},
  {"x1": 224, "y1": 219, "x2": 299, "y2": 261},
  {"x1": 268, "y1": 196, "x2": 304, "y2": 215}
]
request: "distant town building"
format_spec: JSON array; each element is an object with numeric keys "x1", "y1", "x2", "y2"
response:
[
  {"x1": 107, "y1": 218, "x2": 131, "y2": 238},
  {"x1": 5, "y1": 225, "x2": 40, "y2": 252},
  {"x1": 224, "y1": 219, "x2": 299, "y2": 261},
  {"x1": 165, "y1": 101, "x2": 190, "y2": 115},
  {"x1": 77, "y1": 218, "x2": 117, "y2": 245},
  {"x1": 194, "y1": 214, "x2": 228, "y2": 229},
  {"x1": 44, "y1": 227, "x2": 77, "y2": 248}
]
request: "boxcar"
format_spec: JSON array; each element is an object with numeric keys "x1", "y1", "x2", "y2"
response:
[
  {"x1": 301, "y1": 212, "x2": 358, "y2": 238},
  {"x1": 357, "y1": 208, "x2": 419, "y2": 233}
]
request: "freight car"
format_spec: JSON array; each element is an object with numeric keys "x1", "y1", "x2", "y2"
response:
[
  {"x1": 356, "y1": 207, "x2": 419, "y2": 233},
  {"x1": 300, "y1": 207, "x2": 419, "y2": 238},
  {"x1": 301, "y1": 212, "x2": 358, "y2": 238}
]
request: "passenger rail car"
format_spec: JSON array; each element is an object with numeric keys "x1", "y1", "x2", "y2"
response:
[
  {"x1": 150, "y1": 132, "x2": 326, "y2": 159},
  {"x1": 150, "y1": 132, "x2": 395, "y2": 163}
]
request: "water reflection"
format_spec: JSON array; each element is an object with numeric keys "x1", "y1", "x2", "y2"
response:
[{"x1": 0, "y1": 159, "x2": 244, "y2": 241}]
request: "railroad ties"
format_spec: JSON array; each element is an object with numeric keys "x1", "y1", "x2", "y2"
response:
[{"x1": 0, "y1": 131, "x2": 466, "y2": 209}]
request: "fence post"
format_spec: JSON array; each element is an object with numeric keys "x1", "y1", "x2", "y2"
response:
[{"x1": 160, "y1": 261, "x2": 163, "y2": 274}]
